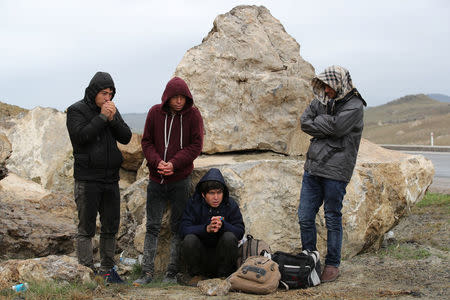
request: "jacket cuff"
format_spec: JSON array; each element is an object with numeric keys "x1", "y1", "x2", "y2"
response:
[{"x1": 99, "y1": 113, "x2": 108, "y2": 122}]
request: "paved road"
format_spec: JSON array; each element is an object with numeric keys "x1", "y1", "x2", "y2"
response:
[{"x1": 405, "y1": 151, "x2": 450, "y2": 194}]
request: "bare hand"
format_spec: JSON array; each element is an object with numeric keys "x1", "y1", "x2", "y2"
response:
[
  {"x1": 103, "y1": 101, "x2": 116, "y2": 121},
  {"x1": 207, "y1": 216, "x2": 223, "y2": 233},
  {"x1": 157, "y1": 161, "x2": 174, "y2": 176},
  {"x1": 100, "y1": 104, "x2": 112, "y2": 119}
]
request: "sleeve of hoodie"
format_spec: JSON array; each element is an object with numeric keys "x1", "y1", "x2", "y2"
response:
[
  {"x1": 168, "y1": 108, "x2": 204, "y2": 170},
  {"x1": 141, "y1": 107, "x2": 163, "y2": 169},
  {"x1": 179, "y1": 198, "x2": 210, "y2": 239},
  {"x1": 220, "y1": 200, "x2": 245, "y2": 240},
  {"x1": 66, "y1": 104, "x2": 108, "y2": 145},
  {"x1": 301, "y1": 98, "x2": 364, "y2": 138},
  {"x1": 109, "y1": 110, "x2": 132, "y2": 145}
]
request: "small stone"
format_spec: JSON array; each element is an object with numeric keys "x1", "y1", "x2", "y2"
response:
[{"x1": 197, "y1": 278, "x2": 231, "y2": 296}]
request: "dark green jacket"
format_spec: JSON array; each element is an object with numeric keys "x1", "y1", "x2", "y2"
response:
[
  {"x1": 66, "y1": 72, "x2": 132, "y2": 182},
  {"x1": 301, "y1": 89, "x2": 366, "y2": 182}
]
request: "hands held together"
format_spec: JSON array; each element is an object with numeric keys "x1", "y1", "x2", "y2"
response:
[
  {"x1": 206, "y1": 216, "x2": 223, "y2": 233},
  {"x1": 157, "y1": 160, "x2": 174, "y2": 176},
  {"x1": 100, "y1": 101, "x2": 117, "y2": 121}
]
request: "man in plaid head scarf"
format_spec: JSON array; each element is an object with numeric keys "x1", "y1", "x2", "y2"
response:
[{"x1": 298, "y1": 66, "x2": 367, "y2": 283}]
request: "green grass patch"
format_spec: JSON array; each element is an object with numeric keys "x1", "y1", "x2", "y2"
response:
[
  {"x1": 0, "y1": 268, "x2": 179, "y2": 299},
  {"x1": 416, "y1": 193, "x2": 450, "y2": 208},
  {"x1": 378, "y1": 243, "x2": 431, "y2": 260},
  {"x1": 0, "y1": 280, "x2": 97, "y2": 300}
]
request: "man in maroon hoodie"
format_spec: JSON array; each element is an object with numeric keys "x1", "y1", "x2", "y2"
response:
[{"x1": 134, "y1": 77, "x2": 204, "y2": 285}]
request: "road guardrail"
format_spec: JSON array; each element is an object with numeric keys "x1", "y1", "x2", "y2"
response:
[{"x1": 380, "y1": 144, "x2": 450, "y2": 152}]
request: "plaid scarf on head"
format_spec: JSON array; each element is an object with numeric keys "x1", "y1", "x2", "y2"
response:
[{"x1": 311, "y1": 65, "x2": 354, "y2": 105}]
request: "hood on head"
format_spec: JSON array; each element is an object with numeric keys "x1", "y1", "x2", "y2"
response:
[
  {"x1": 84, "y1": 72, "x2": 116, "y2": 106},
  {"x1": 195, "y1": 168, "x2": 229, "y2": 201},
  {"x1": 311, "y1": 65, "x2": 354, "y2": 104},
  {"x1": 161, "y1": 77, "x2": 193, "y2": 113}
]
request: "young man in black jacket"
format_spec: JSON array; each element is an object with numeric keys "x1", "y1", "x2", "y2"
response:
[
  {"x1": 179, "y1": 168, "x2": 245, "y2": 284},
  {"x1": 66, "y1": 72, "x2": 132, "y2": 275}
]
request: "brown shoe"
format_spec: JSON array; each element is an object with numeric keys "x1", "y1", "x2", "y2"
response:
[{"x1": 320, "y1": 265, "x2": 339, "y2": 283}]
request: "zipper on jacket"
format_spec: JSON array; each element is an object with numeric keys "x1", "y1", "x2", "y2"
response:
[{"x1": 105, "y1": 128, "x2": 110, "y2": 179}]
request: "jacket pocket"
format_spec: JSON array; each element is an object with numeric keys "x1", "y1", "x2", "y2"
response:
[
  {"x1": 74, "y1": 153, "x2": 89, "y2": 169},
  {"x1": 307, "y1": 138, "x2": 343, "y2": 164}
]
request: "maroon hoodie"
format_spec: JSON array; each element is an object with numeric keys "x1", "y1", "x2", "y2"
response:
[{"x1": 142, "y1": 77, "x2": 204, "y2": 184}]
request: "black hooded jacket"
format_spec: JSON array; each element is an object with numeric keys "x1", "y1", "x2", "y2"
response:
[
  {"x1": 179, "y1": 168, "x2": 245, "y2": 247},
  {"x1": 66, "y1": 72, "x2": 132, "y2": 182}
]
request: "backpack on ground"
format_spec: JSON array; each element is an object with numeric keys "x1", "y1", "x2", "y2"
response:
[
  {"x1": 271, "y1": 250, "x2": 321, "y2": 289},
  {"x1": 229, "y1": 256, "x2": 281, "y2": 295},
  {"x1": 237, "y1": 234, "x2": 271, "y2": 267}
]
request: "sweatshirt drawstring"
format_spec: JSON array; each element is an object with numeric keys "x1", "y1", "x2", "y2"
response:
[
  {"x1": 161, "y1": 114, "x2": 175, "y2": 184},
  {"x1": 163, "y1": 114, "x2": 175, "y2": 162},
  {"x1": 180, "y1": 114, "x2": 183, "y2": 149}
]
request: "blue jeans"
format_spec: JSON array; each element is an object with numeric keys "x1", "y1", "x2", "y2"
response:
[{"x1": 297, "y1": 171, "x2": 347, "y2": 267}]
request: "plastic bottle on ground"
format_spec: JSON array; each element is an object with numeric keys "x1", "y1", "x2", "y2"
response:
[{"x1": 12, "y1": 283, "x2": 28, "y2": 292}]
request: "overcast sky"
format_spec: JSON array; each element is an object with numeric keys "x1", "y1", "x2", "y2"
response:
[{"x1": 1, "y1": 0, "x2": 449, "y2": 113}]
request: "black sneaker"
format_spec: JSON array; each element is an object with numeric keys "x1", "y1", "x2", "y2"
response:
[
  {"x1": 133, "y1": 272, "x2": 153, "y2": 286},
  {"x1": 104, "y1": 268, "x2": 124, "y2": 284}
]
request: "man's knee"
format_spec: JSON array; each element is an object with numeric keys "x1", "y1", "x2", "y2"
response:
[
  {"x1": 182, "y1": 234, "x2": 202, "y2": 250},
  {"x1": 145, "y1": 221, "x2": 162, "y2": 235},
  {"x1": 218, "y1": 232, "x2": 238, "y2": 248},
  {"x1": 298, "y1": 209, "x2": 316, "y2": 225}
]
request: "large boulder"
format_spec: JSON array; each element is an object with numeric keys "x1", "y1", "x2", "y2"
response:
[
  {"x1": 0, "y1": 173, "x2": 77, "y2": 258},
  {"x1": 193, "y1": 139, "x2": 434, "y2": 259},
  {"x1": 4, "y1": 107, "x2": 74, "y2": 194},
  {"x1": 174, "y1": 5, "x2": 315, "y2": 155},
  {"x1": 118, "y1": 133, "x2": 144, "y2": 171},
  {"x1": 0, "y1": 255, "x2": 93, "y2": 289},
  {"x1": 118, "y1": 140, "x2": 433, "y2": 270}
]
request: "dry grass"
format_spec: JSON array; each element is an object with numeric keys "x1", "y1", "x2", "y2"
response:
[
  {"x1": 363, "y1": 94, "x2": 450, "y2": 145},
  {"x1": 0, "y1": 101, "x2": 28, "y2": 120}
]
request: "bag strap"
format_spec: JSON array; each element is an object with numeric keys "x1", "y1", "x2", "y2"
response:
[
  {"x1": 246, "y1": 235, "x2": 253, "y2": 258},
  {"x1": 279, "y1": 280, "x2": 289, "y2": 291}
]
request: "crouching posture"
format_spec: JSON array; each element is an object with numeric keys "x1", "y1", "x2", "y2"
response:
[{"x1": 179, "y1": 168, "x2": 245, "y2": 282}]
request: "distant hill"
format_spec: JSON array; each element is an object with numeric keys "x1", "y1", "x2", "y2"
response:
[
  {"x1": 0, "y1": 101, "x2": 28, "y2": 120},
  {"x1": 363, "y1": 94, "x2": 450, "y2": 145},
  {"x1": 122, "y1": 113, "x2": 146, "y2": 133},
  {"x1": 427, "y1": 93, "x2": 450, "y2": 103}
]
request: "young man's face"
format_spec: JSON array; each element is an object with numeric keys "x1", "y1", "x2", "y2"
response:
[
  {"x1": 95, "y1": 88, "x2": 113, "y2": 108},
  {"x1": 324, "y1": 84, "x2": 337, "y2": 99},
  {"x1": 202, "y1": 189, "x2": 224, "y2": 208},
  {"x1": 168, "y1": 95, "x2": 186, "y2": 112}
]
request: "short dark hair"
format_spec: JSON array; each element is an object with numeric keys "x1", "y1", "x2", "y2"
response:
[{"x1": 199, "y1": 180, "x2": 224, "y2": 195}]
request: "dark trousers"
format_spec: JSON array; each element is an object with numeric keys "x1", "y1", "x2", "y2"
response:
[
  {"x1": 141, "y1": 177, "x2": 191, "y2": 275},
  {"x1": 297, "y1": 171, "x2": 348, "y2": 267},
  {"x1": 74, "y1": 180, "x2": 120, "y2": 271},
  {"x1": 182, "y1": 232, "x2": 239, "y2": 278}
]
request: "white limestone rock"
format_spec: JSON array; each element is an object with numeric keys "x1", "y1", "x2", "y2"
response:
[{"x1": 174, "y1": 5, "x2": 315, "y2": 155}]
